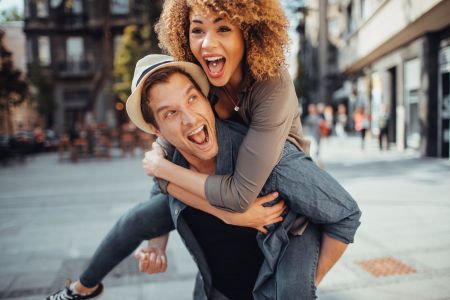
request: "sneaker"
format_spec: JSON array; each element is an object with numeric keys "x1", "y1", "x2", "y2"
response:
[{"x1": 44, "y1": 280, "x2": 104, "y2": 300}]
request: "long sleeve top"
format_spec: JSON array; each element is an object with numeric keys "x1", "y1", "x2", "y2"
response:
[{"x1": 205, "y1": 68, "x2": 310, "y2": 212}]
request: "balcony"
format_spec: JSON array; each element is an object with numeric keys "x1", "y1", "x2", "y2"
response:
[{"x1": 55, "y1": 60, "x2": 94, "y2": 78}]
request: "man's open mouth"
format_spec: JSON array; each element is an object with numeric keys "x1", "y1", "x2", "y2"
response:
[
  {"x1": 187, "y1": 125, "x2": 210, "y2": 145},
  {"x1": 204, "y1": 56, "x2": 225, "y2": 75}
]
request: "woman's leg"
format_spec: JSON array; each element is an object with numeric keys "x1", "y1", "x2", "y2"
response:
[{"x1": 79, "y1": 192, "x2": 174, "y2": 287}]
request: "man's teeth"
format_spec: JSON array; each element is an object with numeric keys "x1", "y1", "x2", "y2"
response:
[{"x1": 188, "y1": 125, "x2": 205, "y2": 136}]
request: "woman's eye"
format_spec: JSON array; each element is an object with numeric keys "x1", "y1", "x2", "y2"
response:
[
  {"x1": 218, "y1": 26, "x2": 231, "y2": 33},
  {"x1": 191, "y1": 27, "x2": 203, "y2": 34}
]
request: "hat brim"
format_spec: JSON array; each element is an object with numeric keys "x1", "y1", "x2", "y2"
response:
[{"x1": 126, "y1": 61, "x2": 210, "y2": 134}]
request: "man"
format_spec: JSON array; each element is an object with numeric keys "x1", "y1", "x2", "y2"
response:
[
  {"x1": 45, "y1": 55, "x2": 360, "y2": 300},
  {"x1": 127, "y1": 55, "x2": 361, "y2": 299}
]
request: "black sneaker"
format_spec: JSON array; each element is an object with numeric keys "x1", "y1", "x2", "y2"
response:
[{"x1": 44, "y1": 280, "x2": 104, "y2": 300}]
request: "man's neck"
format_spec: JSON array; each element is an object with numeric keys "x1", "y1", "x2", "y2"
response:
[{"x1": 180, "y1": 151, "x2": 216, "y2": 175}]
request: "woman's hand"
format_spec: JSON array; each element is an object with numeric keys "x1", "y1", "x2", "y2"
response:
[
  {"x1": 142, "y1": 142, "x2": 167, "y2": 177},
  {"x1": 224, "y1": 192, "x2": 286, "y2": 234}
]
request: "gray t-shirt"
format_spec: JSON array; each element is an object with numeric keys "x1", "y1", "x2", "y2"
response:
[{"x1": 205, "y1": 68, "x2": 310, "y2": 212}]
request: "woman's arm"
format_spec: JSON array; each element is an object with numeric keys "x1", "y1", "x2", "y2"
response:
[
  {"x1": 147, "y1": 70, "x2": 300, "y2": 212},
  {"x1": 167, "y1": 183, "x2": 284, "y2": 234}
]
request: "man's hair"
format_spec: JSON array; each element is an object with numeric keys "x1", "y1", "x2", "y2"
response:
[{"x1": 140, "y1": 66, "x2": 204, "y2": 129}]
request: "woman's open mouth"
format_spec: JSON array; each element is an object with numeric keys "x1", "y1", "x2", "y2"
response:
[
  {"x1": 204, "y1": 56, "x2": 225, "y2": 77},
  {"x1": 187, "y1": 125, "x2": 210, "y2": 146}
]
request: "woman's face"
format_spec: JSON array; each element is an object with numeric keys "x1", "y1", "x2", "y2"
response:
[{"x1": 189, "y1": 8, "x2": 245, "y2": 89}]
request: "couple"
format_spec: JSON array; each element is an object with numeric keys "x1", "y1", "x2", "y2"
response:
[
  {"x1": 45, "y1": 0, "x2": 361, "y2": 299},
  {"x1": 46, "y1": 55, "x2": 361, "y2": 299}
]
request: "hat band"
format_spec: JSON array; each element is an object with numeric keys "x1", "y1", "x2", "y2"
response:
[{"x1": 136, "y1": 60, "x2": 172, "y2": 87}]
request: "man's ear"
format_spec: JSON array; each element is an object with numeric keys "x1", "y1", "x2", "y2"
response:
[{"x1": 147, "y1": 124, "x2": 161, "y2": 137}]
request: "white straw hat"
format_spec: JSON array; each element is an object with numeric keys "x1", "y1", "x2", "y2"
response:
[{"x1": 126, "y1": 54, "x2": 209, "y2": 133}]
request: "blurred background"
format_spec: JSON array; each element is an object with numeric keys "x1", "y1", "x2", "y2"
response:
[{"x1": 0, "y1": 0, "x2": 449, "y2": 300}]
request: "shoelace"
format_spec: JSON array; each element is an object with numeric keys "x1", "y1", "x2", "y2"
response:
[{"x1": 50, "y1": 288, "x2": 76, "y2": 300}]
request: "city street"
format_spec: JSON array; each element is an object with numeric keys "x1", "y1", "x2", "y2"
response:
[{"x1": 1, "y1": 136, "x2": 450, "y2": 300}]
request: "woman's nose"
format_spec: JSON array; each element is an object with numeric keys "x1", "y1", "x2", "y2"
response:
[{"x1": 201, "y1": 31, "x2": 218, "y2": 50}]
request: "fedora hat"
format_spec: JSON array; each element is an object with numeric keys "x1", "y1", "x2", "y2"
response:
[{"x1": 126, "y1": 54, "x2": 209, "y2": 133}]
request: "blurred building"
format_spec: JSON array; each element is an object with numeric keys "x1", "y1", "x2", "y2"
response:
[
  {"x1": 332, "y1": 0, "x2": 450, "y2": 158},
  {"x1": 0, "y1": 21, "x2": 39, "y2": 134},
  {"x1": 300, "y1": 0, "x2": 450, "y2": 157},
  {"x1": 23, "y1": 0, "x2": 161, "y2": 133}
]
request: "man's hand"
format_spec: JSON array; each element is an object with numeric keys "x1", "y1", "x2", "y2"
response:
[
  {"x1": 142, "y1": 142, "x2": 166, "y2": 177},
  {"x1": 134, "y1": 245, "x2": 168, "y2": 274},
  {"x1": 224, "y1": 192, "x2": 286, "y2": 234}
]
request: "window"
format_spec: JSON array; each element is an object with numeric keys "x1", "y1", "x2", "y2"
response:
[
  {"x1": 26, "y1": 39, "x2": 33, "y2": 64},
  {"x1": 25, "y1": 0, "x2": 31, "y2": 18},
  {"x1": 111, "y1": 0, "x2": 129, "y2": 14},
  {"x1": 72, "y1": 0, "x2": 83, "y2": 14},
  {"x1": 36, "y1": 0, "x2": 49, "y2": 18},
  {"x1": 66, "y1": 37, "x2": 84, "y2": 62},
  {"x1": 404, "y1": 58, "x2": 421, "y2": 148},
  {"x1": 38, "y1": 36, "x2": 51, "y2": 66},
  {"x1": 347, "y1": 2, "x2": 356, "y2": 34}
]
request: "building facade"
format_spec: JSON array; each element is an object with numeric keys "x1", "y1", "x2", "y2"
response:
[
  {"x1": 23, "y1": 0, "x2": 160, "y2": 132},
  {"x1": 0, "y1": 21, "x2": 39, "y2": 134},
  {"x1": 335, "y1": 0, "x2": 450, "y2": 157}
]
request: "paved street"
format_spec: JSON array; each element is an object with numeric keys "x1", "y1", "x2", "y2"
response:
[{"x1": 1, "y1": 136, "x2": 450, "y2": 300}]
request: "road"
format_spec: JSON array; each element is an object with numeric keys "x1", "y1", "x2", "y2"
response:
[{"x1": 1, "y1": 136, "x2": 449, "y2": 300}]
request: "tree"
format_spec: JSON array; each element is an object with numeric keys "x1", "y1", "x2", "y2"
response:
[
  {"x1": 0, "y1": 29, "x2": 29, "y2": 134},
  {"x1": 0, "y1": 6, "x2": 23, "y2": 22},
  {"x1": 113, "y1": 25, "x2": 149, "y2": 103},
  {"x1": 28, "y1": 62, "x2": 56, "y2": 125}
]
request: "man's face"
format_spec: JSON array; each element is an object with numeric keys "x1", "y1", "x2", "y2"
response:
[{"x1": 149, "y1": 72, "x2": 218, "y2": 162}]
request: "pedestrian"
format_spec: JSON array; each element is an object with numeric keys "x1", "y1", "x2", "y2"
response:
[
  {"x1": 378, "y1": 106, "x2": 390, "y2": 151},
  {"x1": 335, "y1": 103, "x2": 348, "y2": 140},
  {"x1": 354, "y1": 106, "x2": 370, "y2": 150},
  {"x1": 304, "y1": 103, "x2": 323, "y2": 160}
]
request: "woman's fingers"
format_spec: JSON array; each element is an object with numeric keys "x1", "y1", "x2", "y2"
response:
[
  {"x1": 256, "y1": 192, "x2": 279, "y2": 205},
  {"x1": 256, "y1": 226, "x2": 268, "y2": 234}
]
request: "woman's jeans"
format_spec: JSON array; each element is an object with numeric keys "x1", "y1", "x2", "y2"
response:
[{"x1": 79, "y1": 193, "x2": 174, "y2": 287}]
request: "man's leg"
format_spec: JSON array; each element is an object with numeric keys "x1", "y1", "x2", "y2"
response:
[
  {"x1": 275, "y1": 223, "x2": 321, "y2": 300},
  {"x1": 79, "y1": 193, "x2": 174, "y2": 287}
]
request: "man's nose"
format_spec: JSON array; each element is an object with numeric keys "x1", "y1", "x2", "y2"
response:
[{"x1": 181, "y1": 110, "x2": 197, "y2": 126}]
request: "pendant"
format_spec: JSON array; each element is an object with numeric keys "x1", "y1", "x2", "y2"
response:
[{"x1": 234, "y1": 106, "x2": 240, "y2": 112}]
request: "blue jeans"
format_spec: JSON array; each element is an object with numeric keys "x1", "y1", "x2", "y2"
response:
[{"x1": 79, "y1": 193, "x2": 174, "y2": 287}]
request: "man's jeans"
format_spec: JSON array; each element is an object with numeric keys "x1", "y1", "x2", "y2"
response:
[{"x1": 79, "y1": 193, "x2": 174, "y2": 287}]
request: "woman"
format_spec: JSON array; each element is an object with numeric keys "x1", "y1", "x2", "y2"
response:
[{"x1": 148, "y1": 0, "x2": 309, "y2": 213}]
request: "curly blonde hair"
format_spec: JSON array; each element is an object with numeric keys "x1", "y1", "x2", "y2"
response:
[{"x1": 155, "y1": 0, "x2": 290, "y2": 81}]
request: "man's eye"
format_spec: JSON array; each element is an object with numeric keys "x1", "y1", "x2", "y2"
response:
[
  {"x1": 165, "y1": 111, "x2": 176, "y2": 118},
  {"x1": 188, "y1": 95, "x2": 197, "y2": 103}
]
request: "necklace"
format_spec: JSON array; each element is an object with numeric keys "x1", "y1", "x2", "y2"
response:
[{"x1": 223, "y1": 85, "x2": 240, "y2": 112}]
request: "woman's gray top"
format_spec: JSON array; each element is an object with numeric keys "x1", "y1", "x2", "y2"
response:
[{"x1": 205, "y1": 68, "x2": 310, "y2": 212}]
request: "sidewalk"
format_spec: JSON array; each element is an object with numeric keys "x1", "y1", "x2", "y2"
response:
[{"x1": 0, "y1": 136, "x2": 449, "y2": 300}]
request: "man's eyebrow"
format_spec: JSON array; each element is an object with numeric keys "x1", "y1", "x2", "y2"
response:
[
  {"x1": 184, "y1": 84, "x2": 197, "y2": 96},
  {"x1": 154, "y1": 84, "x2": 197, "y2": 114},
  {"x1": 155, "y1": 105, "x2": 171, "y2": 115}
]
